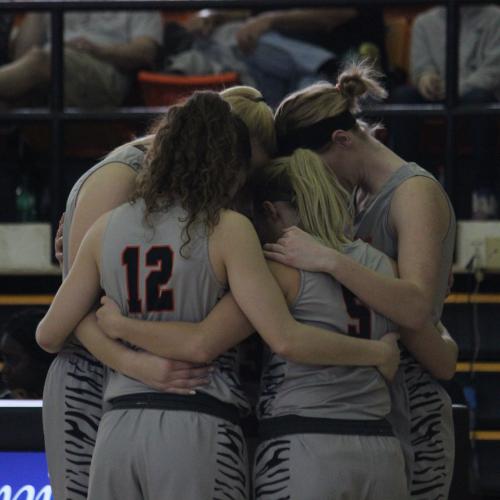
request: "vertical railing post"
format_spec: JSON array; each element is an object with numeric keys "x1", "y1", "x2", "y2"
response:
[
  {"x1": 444, "y1": 0, "x2": 459, "y2": 196},
  {"x1": 50, "y1": 7, "x2": 64, "y2": 260}
]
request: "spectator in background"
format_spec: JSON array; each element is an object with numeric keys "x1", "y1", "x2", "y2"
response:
[
  {"x1": 164, "y1": 7, "x2": 386, "y2": 107},
  {"x1": 0, "y1": 309, "x2": 55, "y2": 399},
  {"x1": 0, "y1": 11, "x2": 162, "y2": 108},
  {"x1": 391, "y1": 5, "x2": 500, "y2": 219},
  {"x1": 231, "y1": 7, "x2": 387, "y2": 71}
]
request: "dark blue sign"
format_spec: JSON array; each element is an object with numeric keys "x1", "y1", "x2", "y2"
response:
[{"x1": 0, "y1": 452, "x2": 52, "y2": 499}]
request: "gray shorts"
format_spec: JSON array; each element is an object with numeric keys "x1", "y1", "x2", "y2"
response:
[
  {"x1": 88, "y1": 408, "x2": 249, "y2": 500},
  {"x1": 42, "y1": 346, "x2": 106, "y2": 499},
  {"x1": 254, "y1": 433, "x2": 409, "y2": 500}
]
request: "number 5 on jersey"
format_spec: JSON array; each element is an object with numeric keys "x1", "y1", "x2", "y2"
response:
[
  {"x1": 122, "y1": 246, "x2": 175, "y2": 314},
  {"x1": 341, "y1": 285, "x2": 372, "y2": 339}
]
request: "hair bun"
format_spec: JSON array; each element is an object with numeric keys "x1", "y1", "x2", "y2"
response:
[
  {"x1": 337, "y1": 74, "x2": 367, "y2": 99},
  {"x1": 336, "y1": 61, "x2": 388, "y2": 111}
]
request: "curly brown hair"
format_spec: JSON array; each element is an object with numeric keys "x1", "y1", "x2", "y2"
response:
[{"x1": 133, "y1": 91, "x2": 251, "y2": 254}]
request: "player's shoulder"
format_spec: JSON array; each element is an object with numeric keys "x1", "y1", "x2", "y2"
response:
[
  {"x1": 211, "y1": 210, "x2": 260, "y2": 253},
  {"x1": 392, "y1": 170, "x2": 450, "y2": 214},
  {"x1": 392, "y1": 173, "x2": 451, "y2": 231},
  {"x1": 396, "y1": 172, "x2": 442, "y2": 194},
  {"x1": 218, "y1": 209, "x2": 255, "y2": 233}
]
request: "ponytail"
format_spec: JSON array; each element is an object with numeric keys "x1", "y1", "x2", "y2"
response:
[
  {"x1": 337, "y1": 59, "x2": 387, "y2": 113},
  {"x1": 262, "y1": 149, "x2": 351, "y2": 251}
]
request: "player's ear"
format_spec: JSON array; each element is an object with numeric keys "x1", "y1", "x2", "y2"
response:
[
  {"x1": 331, "y1": 130, "x2": 352, "y2": 149},
  {"x1": 262, "y1": 201, "x2": 279, "y2": 222}
]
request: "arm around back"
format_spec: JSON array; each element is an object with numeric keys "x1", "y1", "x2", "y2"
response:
[
  {"x1": 215, "y1": 210, "x2": 393, "y2": 368},
  {"x1": 97, "y1": 292, "x2": 255, "y2": 364},
  {"x1": 400, "y1": 322, "x2": 458, "y2": 381}
]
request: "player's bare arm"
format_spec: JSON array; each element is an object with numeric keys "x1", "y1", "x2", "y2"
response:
[
  {"x1": 218, "y1": 211, "x2": 399, "y2": 378},
  {"x1": 399, "y1": 322, "x2": 458, "y2": 381},
  {"x1": 97, "y1": 292, "x2": 254, "y2": 364},
  {"x1": 95, "y1": 258, "x2": 300, "y2": 363},
  {"x1": 265, "y1": 225, "x2": 430, "y2": 331},
  {"x1": 75, "y1": 312, "x2": 211, "y2": 394},
  {"x1": 36, "y1": 213, "x2": 109, "y2": 353}
]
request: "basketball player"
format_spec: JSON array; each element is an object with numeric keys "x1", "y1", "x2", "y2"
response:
[
  {"x1": 43, "y1": 85, "x2": 277, "y2": 499},
  {"x1": 265, "y1": 62, "x2": 458, "y2": 499},
  {"x1": 42, "y1": 136, "x2": 196, "y2": 500},
  {"x1": 251, "y1": 149, "x2": 409, "y2": 500},
  {"x1": 37, "y1": 92, "x2": 399, "y2": 499}
]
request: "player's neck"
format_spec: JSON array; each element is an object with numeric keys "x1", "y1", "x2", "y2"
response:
[{"x1": 357, "y1": 139, "x2": 404, "y2": 196}]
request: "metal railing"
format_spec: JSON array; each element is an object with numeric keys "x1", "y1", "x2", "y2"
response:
[{"x1": 0, "y1": 0, "x2": 498, "y2": 232}]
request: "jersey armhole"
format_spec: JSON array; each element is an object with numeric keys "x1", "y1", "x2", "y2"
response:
[
  {"x1": 266, "y1": 260, "x2": 303, "y2": 309},
  {"x1": 288, "y1": 269, "x2": 305, "y2": 310}
]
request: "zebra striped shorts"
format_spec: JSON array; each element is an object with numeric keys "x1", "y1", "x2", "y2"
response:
[
  {"x1": 42, "y1": 345, "x2": 106, "y2": 499},
  {"x1": 87, "y1": 408, "x2": 249, "y2": 499},
  {"x1": 254, "y1": 433, "x2": 409, "y2": 500}
]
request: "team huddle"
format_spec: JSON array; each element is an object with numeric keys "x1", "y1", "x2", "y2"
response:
[{"x1": 36, "y1": 62, "x2": 458, "y2": 500}]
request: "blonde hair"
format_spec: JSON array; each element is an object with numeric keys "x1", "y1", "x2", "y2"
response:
[
  {"x1": 259, "y1": 149, "x2": 352, "y2": 251},
  {"x1": 275, "y1": 60, "x2": 387, "y2": 148},
  {"x1": 220, "y1": 86, "x2": 276, "y2": 156},
  {"x1": 106, "y1": 86, "x2": 275, "y2": 163}
]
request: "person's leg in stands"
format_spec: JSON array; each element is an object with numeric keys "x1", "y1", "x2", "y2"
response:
[{"x1": 0, "y1": 46, "x2": 50, "y2": 99}]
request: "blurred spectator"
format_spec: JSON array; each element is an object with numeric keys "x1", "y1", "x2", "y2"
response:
[
  {"x1": 0, "y1": 11, "x2": 162, "y2": 108},
  {"x1": 390, "y1": 5, "x2": 500, "y2": 219},
  {"x1": 162, "y1": 8, "x2": 386, "y2": 107},
  {"x1": 0, "y1": 309, "x2": 55, "y2": 399},
  {"x1": 230, "y1": 7, "x2": 387, "y2": 70}
]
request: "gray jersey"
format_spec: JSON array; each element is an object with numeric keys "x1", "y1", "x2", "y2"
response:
[
  {"x1": 353, "y1": 162, "x2": 456, "y2": 321},
  {"x1": 101, "y1": 200, "x2": 250, "y2": 413},
  {"x1": 353, "y1": 162, "x2": 455, "y2": 499},
  {"x1": 63, "y1": 143, "x2": 145, "y2": 277},
  {"x1": 258, "y1": 240, "x2": 397, "y2": 422}
]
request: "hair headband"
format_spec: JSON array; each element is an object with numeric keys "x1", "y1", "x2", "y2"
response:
[{"x1": 277, "y1": 110, "x2": 356, "y2": 156}]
